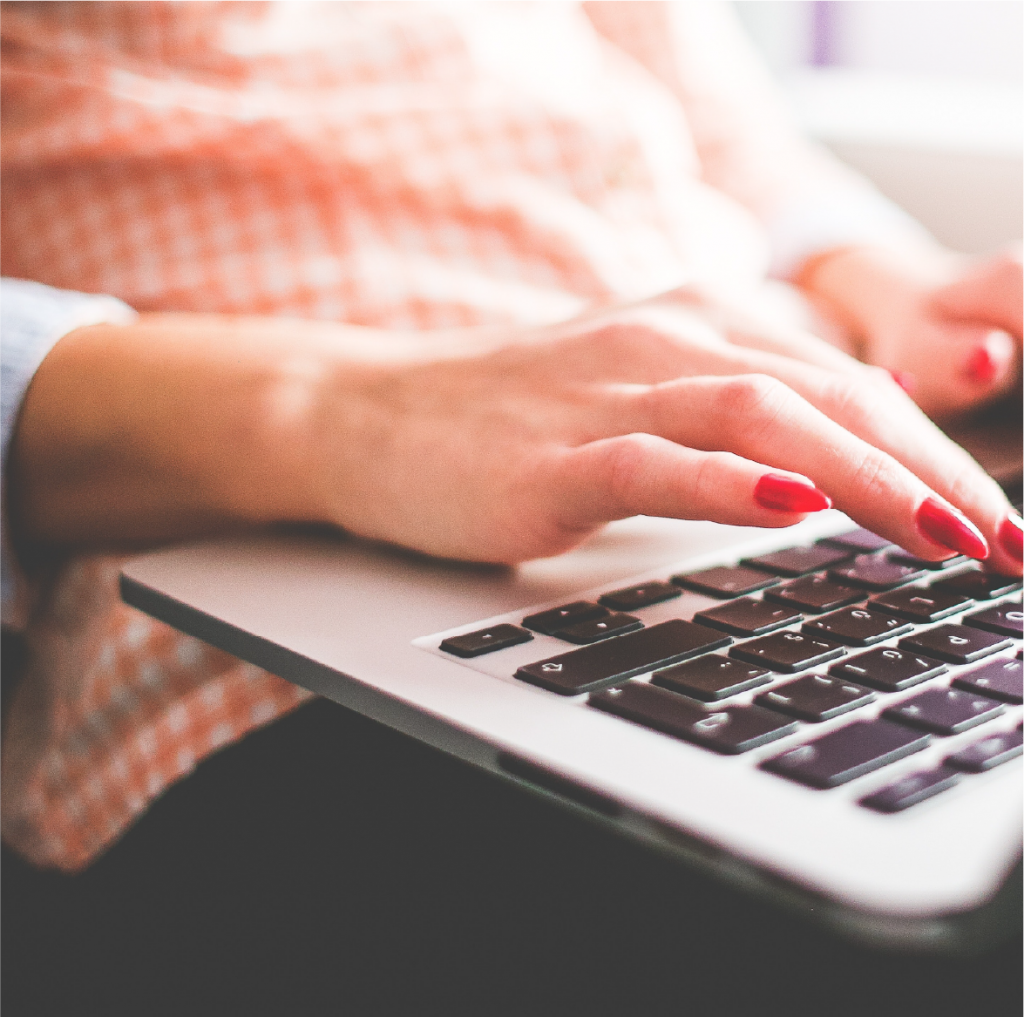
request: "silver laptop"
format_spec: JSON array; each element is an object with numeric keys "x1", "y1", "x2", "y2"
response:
[{"x1": 120, "y1": 507, "x2": 1022, "y2": 952}]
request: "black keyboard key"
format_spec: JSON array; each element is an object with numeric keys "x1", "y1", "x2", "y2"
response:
[
  {"x1": 515, "y1": 620, "x2": 730, "y2": 695},
  {"x1": 802, "y1": 607, "x2": 912, "y2": 647},
  {"x1": 523, "y1": 601, "x2": 608, "y2": 635},
  {"x1": 762, "y1": 720, "x2": 929, "y2": 788},
  {"x1": 886, "y1": 549, "x2": 967, "y2": 571},
  {"x1": 868, "y1": 586, "x2": 972, "y2": 624},
  {"x1": 883, "y1": 688, "x2": 1004, "y2": 735},
  {"x1": 671, "y1": 566, "x2": 779, "y2": 599},
  {"x1": 763, "y1": 575, "x2": 863, "y2": 613},
  {"x1": 598, "y1": 582, "x2": 681, "y2": 612},
  {"x1": 730, "y1": 631, "x2": 845, "y2": 673},
  {"x1": 820, "y1": 528, "x2": 893, "y2": 553},
  {"x1": 694, "y1": 598, "x2": 802, "y2": 637},
  {"x1": 946, "y1": 729, "x2": 1023, "y2": 772},
  {"x1": 756, "y1": 674, "x2": 875, "y2": 722},
  {"x1": 742, "y1": 544, "x2": 852, "y2": 577},
  {"x1": 829, "y1": 555, "x2": 924, "y2": 591},
  {"x1": 899, "y1": 624, "x2": 1013, "y2": 666},
  {"x1": 952, "y1": 657, "x2": 1023, "y2": 705},
  {"x1": 860, "y1": 767, "x2": 960, "y2": 813},
  {"x1": 590, "y1": 683, "x2": 797, "y2": 754},
  {"x1": 441, "y1": 624, "x2": 533, "y2": 658},
  {"x1": 933, "y1": 570, "x2": 1022, "y2": 600},
  {"x1": 555, "y1": 612, "x2": 643, "y2": 644},
  {"x1": 830, "y1": 647, "x2": 946, "y2": 692},
  {"x1": 652, "y1": 654, "x2": 771, "y2": 702},
  {"x1": 962, "y1": 601, "x2": 1023, "y2": 638}
]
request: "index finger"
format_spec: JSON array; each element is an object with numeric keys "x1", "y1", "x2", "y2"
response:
[{"x1": 693, "y1": 350, "x2": 1022, "y2": 574}]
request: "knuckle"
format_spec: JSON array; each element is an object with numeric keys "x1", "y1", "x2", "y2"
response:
[
  {"x1": 587, "y1": 320, "x2": 664, "y2": 356},
  {"x1": 942, "y1": 457, "x2": 1003, "y2": 513},
  {"x1": 689, "y1": 451, "x2": 737, "y2": 509},
  {"x1": 716, "y1": 374, "x2": 794, "y2": 427},
  {"x1": 819, "y1": 372, "x2": 881, "y2": 425},
  {"x1": 575, "y1": 319, "x2": 682, "y2": 378},
  {"x1": 847, "y1": 447, "x2": 897, "y2": 502},
  {"x1": 603, "y1": 433, "x2": 661, "y2": 508}
]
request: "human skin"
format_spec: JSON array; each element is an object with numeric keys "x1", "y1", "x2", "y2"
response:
[
  {"x1": 798, "y1": 246, "x2": 1023, "y2": 420},
  {"x1": 10, "y1": 296, "x2": 1022, "y2": 576}
]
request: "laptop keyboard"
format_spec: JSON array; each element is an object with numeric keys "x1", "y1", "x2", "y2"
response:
[{"x1": 429, "y1": 525, "x2": 1023, "y2": 815}]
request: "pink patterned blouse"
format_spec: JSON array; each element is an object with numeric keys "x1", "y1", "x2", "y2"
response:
[{"x1": 0, "y1": 0, "x2": 920, "y2": 870}]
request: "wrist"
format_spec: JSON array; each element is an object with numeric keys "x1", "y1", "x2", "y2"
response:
[
  {"x1": 257, "y1": 344, "x2": 390, "y2": 532},
  {"x1": 10, "y1": 314, "x2": 372, "y2": 544}
]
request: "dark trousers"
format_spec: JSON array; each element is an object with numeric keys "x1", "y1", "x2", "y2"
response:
[{"x1": 4, "y1": 695, "x2": 1022, "y2": 1017}]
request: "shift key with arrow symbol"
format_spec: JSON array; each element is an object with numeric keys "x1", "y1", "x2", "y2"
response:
[{"x1": 514, "y1": 620, "x2": 730, "y2": 695}]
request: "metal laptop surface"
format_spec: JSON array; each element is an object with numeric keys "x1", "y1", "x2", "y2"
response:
[{"x1": 120, "y1": 511, "x2": 1022, "y2": 952}]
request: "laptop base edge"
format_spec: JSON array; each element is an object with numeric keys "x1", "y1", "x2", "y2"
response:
[{"x1": 120, "y1": 571, "x2": 1024, "y2": 956}]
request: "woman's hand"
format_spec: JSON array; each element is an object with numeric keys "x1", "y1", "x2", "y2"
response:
[
  {"x1": 930, "y1": 248, "x2": 1023, "y2": 350},
  {"x1": 797, "y1": 246, "x2": 1022, "y2": 420},
  {"x1": 297, "y1": 304, "x2": 1022, "y2": 571},
  {"x1": 12, "y1": 306, "x2": 1022, "y2": 576}
]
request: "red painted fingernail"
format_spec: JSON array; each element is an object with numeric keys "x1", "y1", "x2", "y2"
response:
[
  {"x1": 754, "y1": 473, "x2": 832, "y2": 513},
  {"x1": 965, "y1": 345, "x2": 998, "y2": 384},
  {"x1": 888, "y1": 370, "x2": 916, "y2": 395},
  {"x1": 998, "y1": 514, "x2": 1023, "y2": 562},
  {"x1": 915, "y1": 496, "x2": 989, "y2": 559}
]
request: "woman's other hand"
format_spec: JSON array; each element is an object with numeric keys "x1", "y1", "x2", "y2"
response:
[{"x1": 797, "y1": 245, "x2": 1023, "y2": 420}]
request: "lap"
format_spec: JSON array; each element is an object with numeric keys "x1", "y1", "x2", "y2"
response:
[{"x1": 3, "y1": 697, "x2": 1021, "y2": 1017}]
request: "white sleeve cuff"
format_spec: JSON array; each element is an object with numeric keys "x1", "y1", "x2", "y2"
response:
[
  {"x1": 1, "y1": 278, "x2": 138, "y2": 628},
  {"x1": 766, "y1": 189, "x2": 935, "y2": 281}
]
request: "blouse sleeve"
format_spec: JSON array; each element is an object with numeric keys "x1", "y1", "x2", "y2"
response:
[
  {"x1": 582, "y1": 0, "x2": 933, "y2": 278},
  {"x1": 1, "y1": 278, "x2": 137, "y2": 628}
]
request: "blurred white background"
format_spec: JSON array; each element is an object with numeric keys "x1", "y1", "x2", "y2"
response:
[
  {"x1": 733, "y1": 0, "x2": 1023, "y2": 253},
  {"x1": 735, "y1": 0, "x2": 1021, "y2": 81}
]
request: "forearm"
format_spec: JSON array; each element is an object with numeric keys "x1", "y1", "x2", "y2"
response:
[{"x1": 9, "y1": 313, "x2": 381, "y2": 545}]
